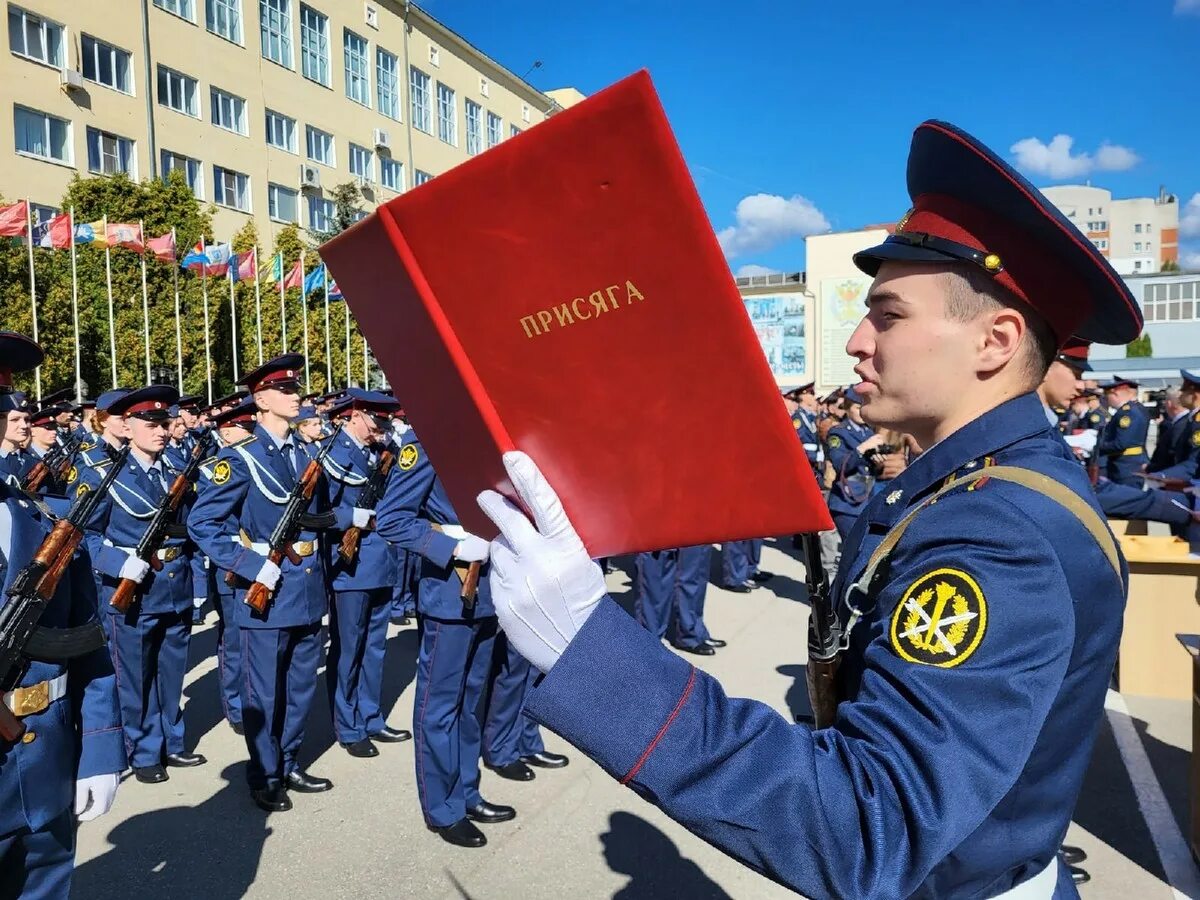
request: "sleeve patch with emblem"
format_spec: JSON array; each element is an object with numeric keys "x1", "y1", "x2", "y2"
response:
[
  {"x1": 76, "y1": 483, "x2": 90, "y2": 499},
  {"x1": 398, "y1": 444, "x2": 419, "y2": 471},
  {"x1": 1119, "y1": 415, "x2": 1131, "y2": 428},
  {"x1": 212, "y1": 460, "x2": 232, "y2": 485},
  {"x1": 828, "y1": 435, "x2": 842, "y2": 449},
  {"x1": 66, "y1": 466, "x2": 77, "y2": 484},
  {"x1": 889, "y1": 567, "x2": 988, "y2": 668},
  {"x1": 1192, "y1": 430, "x2": 1200, "y2": 448}
]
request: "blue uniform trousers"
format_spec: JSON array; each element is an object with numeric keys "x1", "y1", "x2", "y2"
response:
[
  {"x1": 413, "y1": 615, "x2": 497, "y2": 827},
  {"x1": 483, "y1": 633, "x2": 545, "y2": 767},
  {"x1": 108, "y1": 609, "x2": 191, "y2": 768},
  {"x1": 635, "y1": 546, "x2": 712, "y2": 649},
  {"x1": 239, "y1": 622, "x2": 322, "y2": 791},
  {"x1": 0, "y1": 810, "x2": 74, "y2": 900},
  {"x1": 390, "y1": 548, "x2": 418, "y2": 618},
  {"x1": 212, "y1": 576, "x2": 243, "y2": 728},
  {"x1": 326, "y1": 587, "x2": 392, "y2": 744},
  {"x1": 719, "y1": 539, "x2": 761, "y2": 586}
]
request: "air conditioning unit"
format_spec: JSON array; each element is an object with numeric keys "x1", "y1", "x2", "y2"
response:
[
  {"x1": 373, "y1": 128, "x2": 390, "y2": 150},
  {"x1": 60, "y1": 70, "x2": 85, "y2": 92},
  {"x1": 299, "y1": 164, "x2": 321, "y2": 190}
]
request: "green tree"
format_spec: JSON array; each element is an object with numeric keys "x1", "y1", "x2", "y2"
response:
[
  {"x1": 1126, "y1": 333, "x2": 1153, "y2": 358},
  {"x1": 1161, "y1": 258, "x2": 1180, "y2": 273}
]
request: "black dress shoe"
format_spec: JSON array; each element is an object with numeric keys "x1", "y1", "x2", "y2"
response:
[
  {"x1": 1059, "y1": 845, "x2": 1087, "y2": 865},
  {"x1": 671, "y1": 642, "x2": 716, "y2": 656},
  {"x1": 751, "y1": 571, "x2": 775, "y2": 582},
  {"x1": 370, "y1": 725, "x2": 412, "y2": 743},
  {"x1": 1068, "y1": 865, "x2": 1090, "y2": 885},
  {"x1": 521, "y1": 751, "x2": 569, "y2": 769},
  {"x1": 488, "y1": 761, "x2": 535, "y2": 781},
  {"x1": 723, "y1": 583, "x2": 753, "y2": 593},
  {"x1": 251, "y1": 786, "x2": 292, "y2": 812},
  {"x1": 285, "y1": 769, "x2": 333, "y2": 793},
  {"x1": 431, "y1": 818, "x2": 486, "y2": 848},
  {"x1": 230, "y1": 721, "x2": 244, "y2": 736},
  {"x1": 704, "y1": 638, "x2": 727, "y2": 648},
  {"x1": 342, "y1": 738, "x2": 379, "y2": 758},
  {"x1": 467, "y1": 801, "x2": 516, "y2": 824},
  {"x1": 133, "y1": 764, "x2": 168, "y2": 784},
  {"x1": 165, "y1": 751, "x2": 207, "y2": 768},
  {"x1": 390, "y1": 615, "x2": 411, "y2": 626}
]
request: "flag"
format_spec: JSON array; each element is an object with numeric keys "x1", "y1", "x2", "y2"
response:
[
  {"x1": 302, "y1": 263, "x2": 326, "y2": 297},
  {"x1": 0, "y1": 201, "x2": 28, "y2": 237},
  {"x1": 230, "y1": 251, "x2": 256, "y2": 282},
  {"x1": 40, "y1": 214, "x2": 72, "y2": 249},
  {"x1": 328, "y1": 280, "x2": 343, "y2": 301},
  {"x1": 181, "y1": 240, "x2": 206, "y2": 268},
  {"x1": 147, "y1": 232, "x2": 175, "y2": 261},
  {"x1": 267, "y1": 254, "x2": 284, "y2": 283},
  {"x1": 183, "y1": 241, "x2": 231, "y2": 276},
  {"x1": 74, "y1": 220, "x2": 108, "y2": 245},
  {"x1": 106, "y1": 222, "x2": 143, "y2": 251},
  {"x1": 281, "y1": 260, "x2": 304, "y2": 290}
]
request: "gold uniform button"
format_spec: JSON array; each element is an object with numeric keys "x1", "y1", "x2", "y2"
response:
[
  {"x1": 304, "y1": 567, "x2": 312, "y2": 575},
  {"x1": 22, "y1": 731, "x2": 36, "y2": 744}
]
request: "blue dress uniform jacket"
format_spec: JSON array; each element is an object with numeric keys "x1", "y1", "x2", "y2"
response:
[
  {"x1": 322, "y1": 434, "x2": 398, "y2": 590},
  {"x1": 195, "y1": 455, "x2": 242, "y2": 729},
  {"x1": 521, "y1": 393, "x2": 1124, "y2": 899},
  {"x1": 1150, "y1": 409, "x2": 1200, "y2": 481},
  {"x1": 792, "y1": 409, "x2": 822, "y2": 477},
  {"x1": 825, "y1": 419, "x2": 876, "y2": 536},
  {"x1": 1096, "y1": 400, "x2": 1149, "y2": 486},
  {"x1": 0, "y1": 485, "x2": 126, "y2": 839}
]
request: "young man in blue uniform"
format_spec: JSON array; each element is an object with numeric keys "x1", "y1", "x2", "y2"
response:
[
  {"x1": 1096, "y1": 377, "x2": 1148, "y2": 486},
  {"x1": 634, "y1": 546, "x2": 724, "y2": 655},
  {"x1": 476, "y1": 120, "x2": 1141, "y2": 898},
  {"x1": 320, "y1": 388, "x2": 412, "y2": 758},
  {"x1": 187, "y1": 354, "x2": 335, "y2": 813},
  {"x1": 0, "y1": 333, "x2": 125, "y2": 899},
  {"x1": 1145, "y1": 369, "x2": 1200, "y2": 483},
  {"x1": 374, "y1": 430, "x2": 509, "y2": 849},
  {"x1": 824, "y1": 387, "x2": 878, "y2": 538},
  {"x1": 79, "y1": 385, "x2": 206, "y2": 785}
]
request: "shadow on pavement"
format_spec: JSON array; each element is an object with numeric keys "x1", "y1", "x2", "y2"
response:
[
  {"x1": 776, "y1": 664, "x2": 813, "y2": 723},
  {"x1": 601, "y1": 811, "x2": 731, "y2": 899},
  {"x1": 72, "y1": 764, "x2": 269, "y2": 900},
  {"x1": 1134, "y1": 715, "x2": 1190, "y2": 842}
]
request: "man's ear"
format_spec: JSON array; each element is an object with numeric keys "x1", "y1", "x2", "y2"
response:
[{"x1": 978, "y1": 307, "x2": 1025, "y2": 373}]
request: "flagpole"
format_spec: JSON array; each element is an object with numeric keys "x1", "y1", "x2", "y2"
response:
[
  {"x1": 69, "y1": 207, "x2": 82, "y2": 403},
  {"x1": 201, "y1": 247, "x2": 213, "y2": 404},
  {"x1": 24, "y1": 200, "x2": 41, "y2": 401},
  {"x1": 300, "y1": 249, "x2": 310, "y2": 392},
  {"x1": 228, "y1": 248, "x2": 239, "y2": 381},
  {"x1": 138, "y1": 219, "x2": 151, "y2": 383},
  {"x1": 278, "y1": 252, "x2": 288, "y2": 353},
  {"x1": 253, "y1": 246, "x2": 263, "y2": 365},
  {"x1": 323, "y1": 264, "x2": 332, "y2": 388},
  {"x1": 171, "y1": 228, "x2": 183, "y2": 388},
  {"x1": 344, "y1": 302, "x2": 351, "y2": 386},
  {"x1": 362, "y1": 335, "x2": 369, "y2": 390},
  {"x1": 102, "y1": 216, "x2": 119, "y2": 387}
]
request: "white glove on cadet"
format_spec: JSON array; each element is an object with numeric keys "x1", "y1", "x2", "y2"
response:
[
  {"x1": 454, "y1": 534, "x2": 491, "y2": 563},
  {"x1": 352, "y1": 507, "x2": 374, "y2": 529},
  {"x1": 255, "y1": 559, "x2": 282, "y2": 590},
  {"x1": 75, "y1": 772, "x2": 120, "y2": 822},
  {"x1": 477, "y1": 451, "x2": 607, "y2": 674},
  {"x1": 118, "y1": 556, "x2": 151, "y2": 584}
]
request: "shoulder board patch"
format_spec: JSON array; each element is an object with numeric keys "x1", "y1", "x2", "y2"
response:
[
  {"x1": 231, "y1": 435, "x2": 257, "y2": 448},
  {"x1": 93, "y1": 459, "x2": 113, "y2": 471},
  {"x1": 200, "y1": 455, "x2": 218, "y2": 467}
]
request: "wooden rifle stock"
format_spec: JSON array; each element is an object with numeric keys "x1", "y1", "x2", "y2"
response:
[
  {"x1": 805, "y1": 656, "x2": 842, "y2": 730},
  {"x1": 338, "y1": 450, "x2": 394, "y2": 563},
  {"x1": 461, "y1": 561, "x2": 481, "y2": 602},
  {"x1": 22, "y1": 462, "x2": 49, "y2": 493}
]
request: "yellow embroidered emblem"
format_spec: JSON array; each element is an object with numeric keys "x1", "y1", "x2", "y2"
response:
[
  {"x1": 1119, "y1": 415, "x2": 1131, "y2": 428},
  {"x1": 889, "y1": 568, "x2": 987, "y2": 668},
  {"x1": 398, "y1": 444, "x2": 419, "y2": 471},
  {"x1": 212, "y1": 460, "x2": 232, "y2": 485},
  {"x1": 1192, "y1": 430, "x2": 1200, "y2": 448},
  {"x1": 828, "y1": 435, "x2": 842, "y2": 449},
  {"x1": 66, "y1": 466, "x2": 78, "y2": 484},
  {"x1": 75, "y1": 483, "x2": 90, "y2": 499}
]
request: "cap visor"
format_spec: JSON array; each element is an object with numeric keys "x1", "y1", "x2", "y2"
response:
[{"x1": 853, "y1": 240, "x2": 964, "y2": 277}]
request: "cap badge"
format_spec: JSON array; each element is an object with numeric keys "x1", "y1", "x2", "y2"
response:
[
  {"x1": 895, "y1": 207, "x2": 914, "y2": 233},
  {"x1": 983, "y1": 254, "x2": 1002, "y2": 272}
]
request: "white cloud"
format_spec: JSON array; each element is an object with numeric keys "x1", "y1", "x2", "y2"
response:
[
  {"x1": 1182, "y1": 248, "x2": 1200, "y2": 271},
  {"x1": 717, "y1": 193, "x2": 830, "y2": 259},
  {"x1": 1176, "y1": 0, "x2": 1200, "y2": 14},
  {"x1": 736, "y1": 264, "x2": 782, "y2": 277},
  {"x1": 1180, "y1": 193, "x2": 1200, "y2": 239},
  {"x1": 1009, "y1": 134, "x2": 1140, "y2": 180}
]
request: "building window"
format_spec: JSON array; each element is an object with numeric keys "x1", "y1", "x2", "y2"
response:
[
  {"x1": 308, "y1": 195, "x2": 334, "y2": 231},
  {"x1": 414, "y1": 170, "x2": 432, "y2": 186},
  {"x1": 210, "y1": 87, "x2": 247, "y2": 135},
  {"x1": 376, "y1": 48, "x2": 400, "y2": 120},
  {"x1": 157, "y1": 66, "x2": 199, "y2": 117},
  {"x1": 305, "y1": 124, "x2": 334, "y2": 166},
  {"x1": 1143, "y1": 281, "x2": 1200, "y2": 322},
  {"x1": 436, "y1": 83, "x2": 455, "y2": 145},
  {"x1": 81, "y1": 35, "x2": 133, "y2": 93},
  {"x1": 264, "y1": 109, "x2": 296, "y2": 152},
  {"x1": 8, "y1": 6, "x2": 64, "y2": 67},
  {"x1": 214, "y1": 165, "x2": 249, "y2": 210},
  {"x1": 521, "y1": 103, "x2": 530, "y2": 124},
  {"x1": 13, "y1": 106, "x2": 71, "y2": 164},
  {"x1": 410, "y1": 66, "x2": 431, "y2": 133},
  {"x1": 260, "y1": 0, "x2": 291, "y2": 67},
  {"x1": 343, "y1": 28, "x2": 370, "y2": 106},
  {"x1": 268, "y1": 183, "x2": 298, "y2": 222},
  {"x1": 349, "y1": 143, "x2": 373, "y2": 181},
  {"x1": 1135, "y1": 242, "x2": 1142, "y2": 251},
  {"x1": 206, "y1": 0, "x2": 242, "y2": 43},
  {"x1": 1134, "y1": 223, "x2": 1143, "y2": 233},
  {"x1": 86, "y1": 127, "x2": 135, "y2": 176},
  {"x1": 160, "y1": 150, "x2": 203, "y2": 198},
  {"x1": 380, "y1": 156, "x2": 403, "y2": 191},
  {"x1": 154, "y1": 0, "x2": 195, "y2": 20},
  {"x1": 464, "y1": 99, "x2": 482, "y2": 155},
  {"x1": 299, "y1": 4, "x2": 329, "y2": 86},
  {"x1": 486, "y1": 111, "x2": 501, "y2": 149},
  {"x1": 510, "y1": 124, "x2": 521, "y2": 138},
  {"x1": 1087, "y1": 207, "x2": 1093, "y2": 215}
]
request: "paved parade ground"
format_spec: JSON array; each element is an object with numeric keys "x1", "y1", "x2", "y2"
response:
[{"x1": 72, "y1": 540, "x2": 1196, "y2": 899}]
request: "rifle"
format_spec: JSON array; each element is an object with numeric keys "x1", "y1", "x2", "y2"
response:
[
  {"x1": 109, "y1": 434, "x2": 210, "y2": 614},
  {"x1": 240, "y1": 423, "x2": 343, "y2": 614},
  {"x1": 0, "y1": 445, "x2": 129, "y2": 743},
  {"x1": 337, "y1": 448, "x2": 395, "y2": 562},
  {"x1": 802, "y1": 532, "x2": 841, "y2": 729},
  {"x1": 22, "y1": 430, "x2": 84, "y2": 494}
]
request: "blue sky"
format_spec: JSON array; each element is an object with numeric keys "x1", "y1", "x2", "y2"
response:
[{"x1": 427, "y1": 0, "x2": 1200, "y2": 274}]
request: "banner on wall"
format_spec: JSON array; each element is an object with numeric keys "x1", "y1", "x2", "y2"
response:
[
  {"x1": 742, "y1": 292, "x2": 808, "y2": 380},
  {"x1": 819, "y1": 277, "x2": 869, "y2": 388}
]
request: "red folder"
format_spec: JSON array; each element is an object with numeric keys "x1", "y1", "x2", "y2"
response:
[{"x1": 321, "y1": 70, "x2": 832, "y2": 556}]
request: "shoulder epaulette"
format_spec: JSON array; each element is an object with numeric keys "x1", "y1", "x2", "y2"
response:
[
  {"x1": 93, "y1": 459, "x2": 113, "y2": 471},
  {"x1": 200, "y1": 455, "x2": 218, "y2": 467},
  {"x1": 230, "y1": 435, "x2": 256, "y2": 448}
]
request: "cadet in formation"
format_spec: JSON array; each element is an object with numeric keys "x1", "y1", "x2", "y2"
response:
[
  {"x1": 1096, "y1": 377, "x2": 1148, "y2": 486},
  {"x1": 634, "y1": 545, "x2": 724, "y2": 656}
]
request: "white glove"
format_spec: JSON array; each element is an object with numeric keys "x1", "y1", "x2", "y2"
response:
[
  {"x1": 1064, "y1": 431, "x2": 1098, "y2": 453},
  {"x1": 477, "y1": 451, "x2": 607, "y2": 673},
  {"x1": 255, "y1": 559, "x2": 282, "y2": 590},
  {"x1": 118, "y1": 556, "x2": 151, "y2": 584},
  {"x1": 454, "y1": 534, "x2": 491, "y2": 563},
  {"x1": 75, "y1": 772, "x2": 120, "y2": 822},
  {"x1": 352, "y1": 507, "x2": 374, "y2": 529}
]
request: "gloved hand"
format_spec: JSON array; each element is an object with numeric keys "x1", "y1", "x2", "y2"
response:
[
  {"x1": 352, "y1": 507, "x2": 374, "y2": 529},
  {"x1": 75, "y1": 772, "x2": 120, "y2": 822},
  {"x1": 477, "y1": 451, "x2": 607, "y2": 673},
  {"x1": 255, "y1": 559, "x2": 282, "y2": 590},
  {"x1": 453, "y1": 534, "x2": 490, "y2": 563},
  {"x1": 118, "y1": 556, "x2": 151, "y2": 584}
]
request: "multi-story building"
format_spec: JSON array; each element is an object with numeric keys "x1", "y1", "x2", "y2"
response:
[
  {"x1": 4, "y1": 0, "x2": 559, "y2": 247},
  {"x1": 1039, "y1": 184, "x2": 1180, "y2": 275}
]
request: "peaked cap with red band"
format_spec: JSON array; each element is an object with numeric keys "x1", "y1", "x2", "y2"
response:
[
  {"x1": 30, "y1": 403, "x2": 69, "y2": 427},
  {"x1": 853, "y1": 120, "x2": 1142, "y2": 346},
  {"x1": 212, "y1": 396, "x2": 258, "y2": 428},
  {"x1": 0, "y1": 332, "x2": 44, "y2": 413},
  {"x1": 1056, "y1": 337, "x2": 1092, "y2": 372},
  {"x1": 328, "y1": 387, "x2": 402, "y2": 419},
  {"x1": 238, "y1": 353, "x2": 305, "y2": 393},
  {"x1": 111, "y1": 385, "x2": 180, "y2": 420},
  {"x1": 1105, "y1": 376, "x2": 1139, "y2": 391}
]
